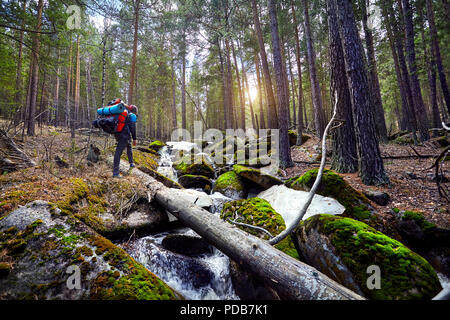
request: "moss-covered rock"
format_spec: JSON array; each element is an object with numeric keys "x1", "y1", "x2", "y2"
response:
[
  {"x1": 0, "y1": 201, "x2": 181, "y2": 300},
  {"x1": 288, "y1": 130, "x2": 311, "y2": 146},
  {"x1": 124, "y1": 150, "x2": 159, "y2": 171},
  {"x1": 213, "y1": 171, "x2": 247, "y2": 200},
  {"x1": 286, "y1": 169, "x2": 377, "y2": 223},
  {"x1": 221, "y1": 198, "x2": 299, "y2": 260},
  {"x1": 392, "y1": 208, "x2": 450, "y2": 277},
  {"x1": 175, "y1": 156, "x2": 214, "y2": 179},
  {"x1": 296, "y1": 214, "x2": 442, "y2": 300},
  {"x1": 394, "y1": 134, "x2": 414, "y2": 145},
  {"x1": 137, "y1": 166, "x2": 183, "y2": 189},
  {"x1": 148, "y1": 140, "x2": 166, "y2": 152},
  {"x1": 178, "y1": 174, "x2": 212, "y2": 192},
  {"x1": 233, "y1": 165, "x2": 282, "y2": 190}
]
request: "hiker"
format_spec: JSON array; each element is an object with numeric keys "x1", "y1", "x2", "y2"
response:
[{"x1": 112, "y1": 102, "x2": 138, "y2": 178}]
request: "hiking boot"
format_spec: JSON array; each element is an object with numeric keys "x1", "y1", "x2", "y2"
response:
[{"x1": 129, "y1": 163, "x2": 135, "y2": 168}]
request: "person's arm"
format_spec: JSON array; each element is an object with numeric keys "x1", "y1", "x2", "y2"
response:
[{"x1": 129, "y1": 113, "x2": 137, "y2": 145}]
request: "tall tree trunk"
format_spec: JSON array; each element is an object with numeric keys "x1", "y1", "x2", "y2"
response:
[
  {"x1": 14, "y1": 0, "x2": 27, "y2": 127},
  {"x1": 334, "y1": 0, "x2": 389, "y2": 185},
  {"x1": 251, "y1": 0, "x2": 278, "y2": 128},
  {"x1": 171, "y1": 54, "x2": 177, "y2": 130},
  {"x1": 217, "y1": 39, "x2": 228, "y2": 130},
  {"x1": 181, "y1": 38, "x2": 187, "y2": 131},
  {"x1": 328, "y1": 0, "x2": 358, "y2": 173},
  {"x1": 26, "y1": 0, "x2": 44, "y2": 136},
  {"x1": 268, "y1": 0, "x2": 293, "y2": 169},
  {"x1": 426, "y1": 0, "x2": 450, "y2": 115},
  {"x1": 238, "y1": 41, "x2": 256, "y2": 129},
  {"x1": 231, "y1": 41, "x2": 246, "y2": 129},
  {"x1": 128, "y1": 0, "x2": 140, "y2": 104},
  {"x1": 381, "y1": 4, "x2": 409, "y2": 131},
  {"x1": 224, "y1": 38, "x2": 235, "y2": 129},
  {"x1": 72, "y1": 35, "x2": 80, "y2": 138},
  {"x1": 66, "y1": 41, "x2": 73, "y2": 128},
  {"x1": 420, "y1": 6, "x2": 442, "y2": 133},
  {"x1": 361, "y1": 0, "x2": 388, "y2": 142},
  {"x1": 101, "y1": 27, "x2": 107, "y2": 107},
  {"x1": 54, "y1": 50, "x2": 60, "y2": 127},
  {"x1": 401, "y1": 0, "x2": 430, "y2": 141},
  {"x1": 384, "y1": 1, "x2": 419, "y2": 143},
  {"x1": 291, "y1": 0, "x2": 304, "y2": 145},
  {"x1": 302, "y1": 0, "x2": 326, "y2": 138},
  {"x1": 255, "y1": 54, "x2": 266, "y2": 129}
]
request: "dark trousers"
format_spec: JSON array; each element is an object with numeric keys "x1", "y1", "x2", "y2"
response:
[{"x1": 113, "y1": 136, "x2": 134, "y2": 176}]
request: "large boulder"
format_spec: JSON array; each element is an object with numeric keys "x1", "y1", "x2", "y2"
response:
[
  {"x1": 148, "y1": 140, "x2": 166, "y2": 152},
  {"x1": 174, "y1": 156, "x2": 215, "y2": 179},
  {"x1": 233, "y1": 165, "x2": 283, "y2": 190},
  {"x1": 220, "y1": 198, "x2": 298, "y2": 260},
  {"x1": 125, "y1": 149, "x2": 159, "y2": 171},
  {"x1": 391, "y1": 208, "x2": 450, "y2": 277},
  {"x1": 161, "y1": 234, "x2": 213, "y2": 256},
  {"x1": 286, "y1": 169, "x2": 381, "y2": 227},
  {"x1": 138, "y1": 166, "x2": 183, "y2": 189},
  {"x1": 0, "y1": 200, "x2": 181, "y2": 300},
  {"x1": 178, "y1": 174, "x2": 212, "y2": 192},
  {"x1": 257, "y1": 184, "x2": 345, "y2": 226},
  {"x1": 168, "y1": 188, "x2": 213, "y2": 210},
  {"x1": 213, "y1": 171, "x2": 247, "y2": 200},
  {"x1": 72, "y1": 178, "x2": 170, "y2": 239},
  {"x1": 295, "y1": 214, "x2": 442, "y2": 300},
  {"x1": 288, "y1": 130, "x2": 311, "y2": 146}
]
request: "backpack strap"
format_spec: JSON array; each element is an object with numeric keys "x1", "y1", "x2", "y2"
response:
[{"x1": 116, "y1": 110, "x2": 129, "y2": 133}]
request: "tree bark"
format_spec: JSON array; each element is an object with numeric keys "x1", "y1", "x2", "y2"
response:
[
  {"x1": 334, "y1": 0, "x2": 389, "y2": 185},
  {"x1": 181, "y1": 37, "x2": 187, "y2": 131},
  {"x1": 109, "y1": 158, "x2": 365, "y2": 301},
  {"x1": 14, "y1": 0, "x2": 27, "y2": 127},
  {"x1": 26, "y1": 0, "x2": 44, "y2": 136},
  {"x1": 425, "y1": 0, "x2": 450, "y2": 115},
  {"x1": 128, "y1": 0, "x2": 140, "y2": 104},
  {"x1": 268, "y1": 0, "x2": 293, "y2": 168},
  {"x1": 72, "y1": 35, "x2": 80, "y2": 138},
  {"x1": 361, "y1": 0, "x2": 388, "y2": 142},
  {"x1": 401, "y1": 0, "x2": 430, "y2": 141},
  {"x1": 231, "y1": 41, "x2": 246, "y2": 130},
  {"x1": 327, "y1": 0, "x2": 358, "y2": 173},
  {"x1": 290, "y1": 0, "x2": 304, "y2": 145},
  {"x1": 251, "y1": 0, "x2": 278, "y2": 129},
  {"x1": 255, "y1": 54, "x2": 266, "y2": 129},
  {"x1": 302, "y1": 0, "x2": 326, "y2": 138}
]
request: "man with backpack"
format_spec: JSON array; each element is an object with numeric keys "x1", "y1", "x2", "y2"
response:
[
  {"x1": 112, "y1": 101, "x2": 138, "y2": 178},
  {"x1": 92, "y1": 98, "x2": 138, "y2": 178}
]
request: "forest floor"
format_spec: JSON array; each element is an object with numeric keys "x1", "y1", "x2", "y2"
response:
[
  {"x1": 285, "y1": 135, "x2": 450, "y2": 229},
  {"x1": 1, "y1": 125, "x2": 449, "y2": 230}
]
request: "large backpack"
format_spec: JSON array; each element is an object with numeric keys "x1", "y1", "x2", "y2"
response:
[{"x1": 93, "y1": 110, "x2": 129, "y2": 134}]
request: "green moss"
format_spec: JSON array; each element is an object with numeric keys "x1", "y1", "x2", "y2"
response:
[
  {"x1": 287, "y1": 169, "x2": 374, "y2": 222},
  {"x1": 233, "y1": 165, "x2": 282, "y2": 189},
  {"x1": 305, "y1": 214, "x2": 441, "y2": 300},
  {"x1": 127, "y1": 150, "x2": 159, "y2": 171},
  {"x1": 221, "y1": 198, "x2": 299, "y2": 260},
  {"x1": 56, "y1": 178, "x2": 89, "y2": 216},
  {"x1": 175, "y1": 157, "x2": 214, "y2": 178},
  {"x1": 401, "y1": 210, "x2": 436, "y2": 234},
  {"x1": 214, "y1": 171, "x2": 245, "y2": 192},
  {"x1": 148, "y1": 140, "x2": 165, "y2": 151},
  {"x1": 88, "y1": 234, "x2": 178, "y2": 300}
]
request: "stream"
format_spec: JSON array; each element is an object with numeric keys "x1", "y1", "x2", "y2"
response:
[
  {"x1": 123, "y1": 141, "x2": 240, "y2": 300},
  {"x1": 120, "y1": 141, "x2": 450, "y2": 300}
]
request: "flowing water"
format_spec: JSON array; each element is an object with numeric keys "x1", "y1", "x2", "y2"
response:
[{"x1": 123, "y1": 141, "x2": 239, "y2": 300}]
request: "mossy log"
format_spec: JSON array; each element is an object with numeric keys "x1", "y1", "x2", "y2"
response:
[{"x1": 107, "y1": 157, "x2": 364, "y2": 300}]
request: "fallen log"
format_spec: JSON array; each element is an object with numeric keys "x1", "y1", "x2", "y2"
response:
[
  {"x1": 0, "y1": 129, "x2": 36, "y2": 172},
  {"x1": 107, "y1": 156, "x2": 364, "y2": 300}
]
